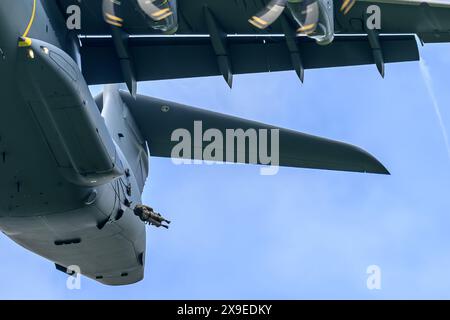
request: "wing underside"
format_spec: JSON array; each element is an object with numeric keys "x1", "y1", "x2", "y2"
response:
[
  {"x1": 55, "y1": 0, "x2": 450, "y2": 84},
  {"x1": 81, "y1": 35, "x2": 419, "y2": 85},
  {"x1": 113, "y1": 89, "x2": 389, "y2": 174}
]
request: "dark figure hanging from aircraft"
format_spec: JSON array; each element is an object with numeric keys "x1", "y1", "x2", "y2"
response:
[
  {"x1": 0, "y1": 0, "x2": 449, "y2": 285},
  {"x1": 134, "y1": 205, "x2": 171, "y2": 229}
]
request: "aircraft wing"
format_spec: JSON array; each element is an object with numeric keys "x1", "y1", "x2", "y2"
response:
[
  {"x1": 80, "y1": 35, "x2": 418, "y2": 85},
  {"x1": 56, "y1": 0, "x2": 449, "y2": 85},
  {"x1": 337, "y1": 0, "x2": 450, "y2": 43},
  {"x1": 118, "y1": 90, "x2": 389, "y2": 174}
]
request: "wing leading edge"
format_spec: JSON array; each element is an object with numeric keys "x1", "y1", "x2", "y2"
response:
[{"x1": 115, "y1": 89, "x2": 389, "y2": 175}]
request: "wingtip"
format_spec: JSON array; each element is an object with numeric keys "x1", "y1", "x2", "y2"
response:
[
  {"x1": 347, "y1": 143, "x2": 390, "y2": 175},
  {"x1": 372, "y1": 165, "x2": 390, "y2": 175},
  {"x1": 380, "y1": 164, "x2": 390, "y2": 175},
  {"x1": 364, "y1": 156, "x2": 390, "y2": 175}
]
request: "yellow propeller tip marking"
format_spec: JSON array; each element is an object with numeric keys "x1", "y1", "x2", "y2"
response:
[
  {"x1": 340, "y1": 0, "x2": 351, "y2": 11},
  {"x1": 343, "y1": 1, "x2": 356, "y2": 15},
  {"x1": 297, "y1": 23, "x2": 316, "y2": 33},
  {"x1": 105, "y1": 13, "x2": 124, "y2": 22},
  {"x1": 251, "y1": 16, "x2": 269, "y2": 26},
  {"x1": 151, "y1": 8, "x2": 171, "y2": 18},
  {"x1": 106, "y1": 19, "x2": 123, "y2": 27},
  {"x1": 154, "y1": 11, "x2": 173, "y2": 21}
]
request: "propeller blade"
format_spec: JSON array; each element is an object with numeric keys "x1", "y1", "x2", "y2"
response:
[
  {"x1": 291, "y1": 0, "x2": 320, "y2": 35},
  {"x1": 340, "y1": 0, "x2": 356, "y2": 15},
  {"x1": 102, "y1": 0, "x2": 124, "y2": 27},
  {"x1": 136, "y1": 0, "x2": 174, "y2": 22},
  {"x1": 249, "y1": 0, "x2": 288, "y2": 29}
]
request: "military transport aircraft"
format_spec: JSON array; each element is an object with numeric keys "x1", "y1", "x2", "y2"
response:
[{"x1": 0, "y1": 0, "x2": 449, "y2": 285}]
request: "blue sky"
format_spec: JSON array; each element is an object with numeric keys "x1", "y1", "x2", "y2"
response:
[{"x1": 1, "y1": 41, "x2": 450, "y2": 299}]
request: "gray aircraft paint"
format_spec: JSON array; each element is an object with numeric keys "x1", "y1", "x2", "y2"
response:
[
  {"x1": 0, "y1": 1, "x2": 146, "y2": 285},
  {"x1": 3, "y1": 0, "x2": 449, "y2": 285}
]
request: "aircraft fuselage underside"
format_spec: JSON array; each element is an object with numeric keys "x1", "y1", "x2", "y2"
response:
[{"x1": 0, "y1": 1, "x2": 146, "y2": 285}]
